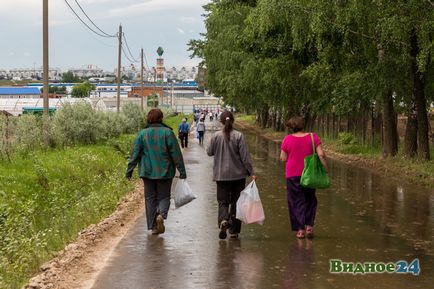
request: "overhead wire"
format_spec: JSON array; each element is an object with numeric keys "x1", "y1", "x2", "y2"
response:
[
  {"x1": 64, "y1": 0, "x2": 149, "y2": 73},
  {"x1": 64, "y1": 0, "x2": 116, "y2": 38},
  {"x1": 122, "y1": 44, "x2": 139, "y2": 64},
  {"x1": 73, "y1": 0, "x2": 116, "y2": 37},
  {"x1": 122, "y1": 33, "x2": 140, "y2": 63}
]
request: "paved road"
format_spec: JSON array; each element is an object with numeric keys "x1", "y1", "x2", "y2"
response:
[{"x1": 91, "y1": 121, "x2": 434, "y2": 289}]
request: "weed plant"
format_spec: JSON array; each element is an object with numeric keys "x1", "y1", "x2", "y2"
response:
[{"x1": 0, "y1": 103, "x2": 183, "y2": 288}]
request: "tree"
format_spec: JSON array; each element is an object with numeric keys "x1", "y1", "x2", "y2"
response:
[
  {"x1": 71, "y1": 82, "x2": 95, "y2": 98},
  {"x1": 190, "y1": 0, "x2": 434, "y2": 160},
  {"x1": 48, "y1": 86, "x2": 66, "y2": 94},
  {"x1": 61, "y1": 71, "x2": 81, "y2": 83}
]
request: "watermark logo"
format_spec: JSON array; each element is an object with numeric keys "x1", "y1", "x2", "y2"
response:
[{"x1": 329, "y1": 259, "x2": 421, "y2": 276}]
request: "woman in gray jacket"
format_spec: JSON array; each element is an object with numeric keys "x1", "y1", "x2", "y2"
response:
[{"x1": 207, "y1": 111, "x2": 256, "y2": 239}]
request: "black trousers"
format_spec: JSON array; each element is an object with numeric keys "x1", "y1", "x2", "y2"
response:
[
  {"x1": 179, "y1": 132, "x2": 188, "y2": 148},
  {"x1": 216, "y1": 179, "x2": 245, "y2": 234},
  {"x1": 142, "y1": 178, "x2": 173, "y2": 230}
]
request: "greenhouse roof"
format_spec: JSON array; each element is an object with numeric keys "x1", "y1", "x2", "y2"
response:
[{"x1": 0, "y1": 87, "x2": 41, "y2": 95}]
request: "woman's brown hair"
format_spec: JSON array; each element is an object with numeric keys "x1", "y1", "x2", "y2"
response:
[
  {"x1": 286, "y1": 116, "x2": 305, "y2": 133},
  {"x1": 146, "y1": 108, "x2": 164, "y2": 124},
  {"x1": 220, "y1": 111, "x2": 234, "y2": 141}
]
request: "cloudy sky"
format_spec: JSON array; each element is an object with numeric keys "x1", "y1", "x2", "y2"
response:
[{"x1": 0, "y1": 0, "x2": 209, "y2": 72}]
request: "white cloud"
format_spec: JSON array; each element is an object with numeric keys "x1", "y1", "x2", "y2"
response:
[
  {"x1": 180, "y1": 16, "x2": 197, "y2": 24},
  {"x1": 107, "y1": 0, "x2": 209, "y2": 18},
  {"x1": 24, "y1": 52, "x2": 31, "y2": 57},
  {"x1": 177, "y1": 28, "x2": 186, "y2": 35}
]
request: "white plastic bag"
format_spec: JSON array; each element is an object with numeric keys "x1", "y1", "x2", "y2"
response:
[
  {"x1": 173, "y1": 179, "x2": 196, "y2": 208},
  {"x1": 236, "y1": 180, "x2": 265, "y2": 225}
]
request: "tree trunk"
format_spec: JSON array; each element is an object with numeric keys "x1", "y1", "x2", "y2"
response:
[
  {"x1": 382, "y1": 90, "x2": 398, "y2": 157},
  {"x1": 332, "y1": 113, "x2": 336, "y2": 138},
  {"x1": 410, "y1": 31, "x2": 430, "y2": 160},
  {"x1": 404, "y1": 110, "x2": 418, "y2": 157}
]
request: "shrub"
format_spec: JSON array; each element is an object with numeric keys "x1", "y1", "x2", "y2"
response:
[
  {"x1": 121, "y1": 102, "x2": 144, "y2": 133},
  {"x1": 338, "y1": 132, "x2": 357, "y2": 145},
  {"x1": 98, "y1": 112, "x2": 128, "y2": 140},
  {"x1": 51, "y1": 102, "x2": 100, "y2": 146},
  {"x1": 14, "y1": 115, "x2": 43, "y2": 154}
]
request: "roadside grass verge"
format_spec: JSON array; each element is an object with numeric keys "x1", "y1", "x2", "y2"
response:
[
  {"x1": 0, "y1": 113, "x2": 183, "y2": 289},
  {"x1": 0, "y1": 141, "x2": 134, "y2": 288}
]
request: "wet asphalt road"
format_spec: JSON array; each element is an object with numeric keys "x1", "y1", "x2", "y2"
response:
[{"x1": 91, "y1": 121, "x2": 434, "y2": 289}]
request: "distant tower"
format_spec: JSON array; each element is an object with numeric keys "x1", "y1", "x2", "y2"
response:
[{"x1": 156, "y1": 46, "x2": 165, "y2": 82}]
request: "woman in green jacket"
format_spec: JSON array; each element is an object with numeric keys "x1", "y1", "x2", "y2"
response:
[{"x1": 126, "y1": 109, "x2": 187, "y2": 235}]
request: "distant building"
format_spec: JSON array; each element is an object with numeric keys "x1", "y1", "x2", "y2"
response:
[
  {"x1": 5, "y1": 68, "x2": 61, "y2": 80},
  {"x1": 69, "y1": 64, "x2": 104, "y2": 78},
  {"x1": 165, "y1": 66, "x2": 197, "y2": 82}
]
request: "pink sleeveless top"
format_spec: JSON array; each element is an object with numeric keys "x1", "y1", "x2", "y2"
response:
[{"x1": 281, "y1": 133, "x2": 321, "y2": 178}]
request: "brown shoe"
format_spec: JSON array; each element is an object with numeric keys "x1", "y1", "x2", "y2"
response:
[
  {"x1": 156, "y1": 215, "x2": 165, "y2": 234},
  {"x1": 219, "y1": 220, "x2": 228, "y2": 240}
]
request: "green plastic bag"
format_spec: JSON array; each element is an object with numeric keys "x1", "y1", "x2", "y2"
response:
[{"x1": 300, "y1": 133, "x2": 331, "y2": 189}]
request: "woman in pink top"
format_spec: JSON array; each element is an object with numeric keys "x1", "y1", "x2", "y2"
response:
[{"x1": 280, "y1": 116, "x2": 328, "y2": 239}]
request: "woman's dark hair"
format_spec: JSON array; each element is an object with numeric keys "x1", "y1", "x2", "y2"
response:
[
  {"x1": 146, "y1": 108, "x2": 164, "y2": 124},
  {"x1": 286, "y1": 116, "x2": 305, "y2": 133},
  {"x1": 220, "y1": 111, "x2": 234, "y2": 141}
]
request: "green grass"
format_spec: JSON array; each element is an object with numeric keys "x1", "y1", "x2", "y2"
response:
[
  {"x1": 236, "y1": 114, "x2": 256, "y2": 125},
  {"x1": 0, "y1": 114, "x2": 182, "y2": 289},
  {"x1": 163, "y1": 113, "x2": 191, "y2": 129},
  {"x1": 322, "y1": 137, "x2": 382, "y2": 157}
]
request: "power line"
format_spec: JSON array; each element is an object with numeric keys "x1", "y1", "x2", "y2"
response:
[
  {"x1": 74, "y1": 0, "x2": 116, "y2": 37},
  {"x1": 64, "y1": 0, "x2": 115, "y2": 38},
  {"x1": 122, "y1": 33, "x2": 140, "y2": 62},
  {"x1": 143, "y1": 51, "x2": 150, "y2": 70},
  {"x1": 122, "y1": 44, "x2": 139, "y2": 64}
]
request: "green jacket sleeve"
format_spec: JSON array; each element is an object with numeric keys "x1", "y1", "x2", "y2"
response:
[
  {"x1": 167, "y1": 130, "x2": 187, "y2": 179},
  {"x1": 125, "y1": 131, "x2": 144, "y2": 178}
]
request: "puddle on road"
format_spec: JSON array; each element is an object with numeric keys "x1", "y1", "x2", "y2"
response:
[{"x1": 92, "y1": 127, "x2": 434, "y2": 289}]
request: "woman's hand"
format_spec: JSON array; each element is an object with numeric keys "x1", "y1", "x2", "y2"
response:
[
  {"x1": 280, "y1": 150, "x2": 288, "y2": 162},
  {"x1": 251, "y1": 175, "x2": 257, "y2": 181}
]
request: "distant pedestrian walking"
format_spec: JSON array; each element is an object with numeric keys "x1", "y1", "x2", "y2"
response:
[
  {"x1": 196, "y1": 118, "x2": 206, "y2": 145},
  {"x1": 178, "y1": 118, "x2": 190, "y2": 148},
  {"x1": 126, "y1": 108, "x2": 187, "y2": 235},
  {"x1": 280, "y1": 116, "x2": 328, "y2": 239},
  {"x1": 207, "y1": 111, "x2": 256, "y2": 239}
]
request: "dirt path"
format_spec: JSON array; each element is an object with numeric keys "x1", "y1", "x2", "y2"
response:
[{"x1": 25, "y1": 182, "x2": 145, "y2": 289}]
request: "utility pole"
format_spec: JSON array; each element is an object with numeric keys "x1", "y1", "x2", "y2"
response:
[
  {"x1": 117, "y1": 24, "x2": 122, "y2": 113},
  {"x1": 43, "y1": 0, "x2": 49, "y2": 116},
  {"x1": 141, "y1": 48, "x2": 144, "y2": 111},
  {"x1": 43, "y1": 0, "x2": 49, "y2": 146}
]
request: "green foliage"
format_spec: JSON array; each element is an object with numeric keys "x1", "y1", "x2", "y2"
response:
[
  {"x1": 191, "y1": 0, "x2": 434, "y2": 156},
  {"x1": 48, "y1": 86, "x2": 66, "y2": 94},
  {"x1": 0, "y1": 143, "x2": 134, "y2": 288},
  {"x1": 61, "y1": 71, "x2": 81, "y2": 83},
  {"x1": 338, "y1": 132, "x2": 357, "y2": 145},
  {"x1": 0, "y1": 107, "x2": 185, "y2": 288},
  {"x1": 71, "y1": 81, "x2": 96, "y2": 98},
  {"x1": 121, "y1": 102, "x2": 145, "y2": 133},
  {"x1": 147, "y1": 93, "x2": 159, "y2": 108},
  {"x1": 51, "y1": 102, "x2": 101, "y2": 146},
  {"x1": 14, "y1": 115, "x2": 43, "y2": 154}
]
